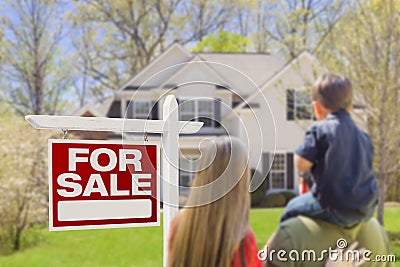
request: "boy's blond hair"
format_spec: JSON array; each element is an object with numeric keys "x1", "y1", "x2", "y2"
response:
[{"x1": 312, "y1": 73, "x2": 353, "y2": 111}]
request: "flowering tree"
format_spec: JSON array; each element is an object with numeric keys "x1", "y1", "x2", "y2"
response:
[{"x1": 0, "y1": 109, "x2": 53, "y2": 253}]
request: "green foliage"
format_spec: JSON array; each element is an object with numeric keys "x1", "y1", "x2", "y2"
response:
[
  {"x1": 280, "y1": 191, "x2": 296, "y2": 204},
  {"x1": 317, "y1": 0, "x2": 400, "y2": 224},
  {"x1": 260, "y1": 193, "x2": 287, "y2": 208},
  {"x1": 250, "y1": 169, "x2": 268, "y2": 207},
  {"x1": 0, "y1": 111, "x2": 52, "y2": 254},
  {"x1": 0, "y1": 226, "x2": 44, "y2": 256},
  {"x1": 260, "y1": 191, "x2": 297, "y2": 208},
  {"x1": 251, "y1": 0, "x2": 347, "y2": 58},
  {"x1": 191, "y1": 30, "x2": 252, "y2": 53}
]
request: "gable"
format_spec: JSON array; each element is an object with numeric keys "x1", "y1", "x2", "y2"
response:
[
  {"x1": 157, "y1": 57, "x2": 230, "y2": 97},
  {"x1": 73, "y1": 104, "x2": 105, "y2": 117},
  {"x1": 197, "y1": 53, "x2": 285, "y2": 88},
  {"x1": 119, "y1": 43, "x2": 192, "y2": 90}
]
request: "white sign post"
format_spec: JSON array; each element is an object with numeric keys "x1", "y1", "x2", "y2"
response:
[
  {"x1": 25, "y1": 95, "x2": 202, "y2": 267},
  {"x1": 161, "y1": 96, "x2": 179, "y2": 267}
]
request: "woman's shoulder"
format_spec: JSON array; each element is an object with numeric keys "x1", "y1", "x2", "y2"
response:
[{"x1": 231, "y1": 226, "x2": 262, "y2": 267}]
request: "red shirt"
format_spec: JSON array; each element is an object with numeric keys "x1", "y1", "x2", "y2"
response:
[
  {"x1": 169, "y1": 212, "x2": 262, "y2": 267},
  {"x1": 230, "y1": 228, "x2": 263, "y2": 267}
]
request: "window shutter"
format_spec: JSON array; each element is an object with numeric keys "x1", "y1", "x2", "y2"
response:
[
  {"x1": 286, "y1": 153, "x2": 294, "y2": 189},
  {"x1": 287, "y1": 89, "x2": 295, "y2": 121},
  {"x1": 214, "y1": 99, "x2": 221, "y2": 128},
  {"x1": 126, "y1": 100, "x2": 133, "y2": 119},
  {"x1": 107, "y1": 100, "x2": 121, "y2": 118},
  {"x1": 263, "y1": 153, "x2": 271, "y2": 190},
  {"x1": 150, "y1": 101, "x2": 159, "y2": 120}
]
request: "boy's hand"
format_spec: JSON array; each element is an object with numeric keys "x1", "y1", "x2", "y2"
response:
[{"x1": 295, "y1": 154, "x2": 313, "y2": 171}]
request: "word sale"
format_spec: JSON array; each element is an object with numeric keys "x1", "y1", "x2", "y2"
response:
[{"x1": 56, "y1": 148, "x2": 153, "y2": 197}]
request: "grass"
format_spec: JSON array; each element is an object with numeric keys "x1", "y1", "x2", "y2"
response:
[
  {"x1": 0, "y1": 225, "x2": 163, "y2": 267},
  {"x1": 0, "y1": 208, "x2": 398, "y2": 267},
  {"x1": 385, "y1": 207, "x2": 400, "y2": 265}
]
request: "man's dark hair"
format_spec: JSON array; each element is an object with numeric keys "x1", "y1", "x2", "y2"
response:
[{"x1": 312, "y1": 73, "x2": 353, "y2": 111}]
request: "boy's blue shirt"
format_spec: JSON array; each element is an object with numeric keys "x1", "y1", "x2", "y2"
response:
[{"x1": 295, "y1": 109, "x2": 378, "y2": 214}]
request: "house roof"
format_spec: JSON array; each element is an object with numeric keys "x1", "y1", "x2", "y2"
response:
[
  {"x1": 73, "y1": 104, "x2": 105, "y2": 117},
  {"x1": 119, "y1": 44, "x2": 286, "y2": 92},
  {"x1": 232, "y1": 51, "x2": 322, "y2": 112},
  {"x1": 118, "y1": 43, "x2": 192, "y2": 91},
  {"x1": 196, "y1": 53, "x2": 285, "y2": 87},
  {"x1": 156, "y1": 55, "x2": 231, "y2": 91},
  {"x1": 72, "y1": 98, "x2": 114, "y2": 117}
]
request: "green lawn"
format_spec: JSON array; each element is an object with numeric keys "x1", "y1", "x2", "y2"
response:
[
  {"x1": 0, "y1": 208, "x2": 398, "y2": 267},
  {"x1": 385, "y1": 207, "x2": 400, "y2": 266}
]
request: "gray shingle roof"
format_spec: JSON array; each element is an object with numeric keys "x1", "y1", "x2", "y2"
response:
[{"x1": 196, "y1": 53, "x2": 286, "y2": 87}]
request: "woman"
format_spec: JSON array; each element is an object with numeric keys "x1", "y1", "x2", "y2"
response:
[{"x1": 168, "y1": 137, "x2": 261, "y2": 267}]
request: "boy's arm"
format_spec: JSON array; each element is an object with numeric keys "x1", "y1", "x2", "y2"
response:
[
  {"x1": 294, "y1": 154, "x2": 313, "y2": 171},
  {"x1": 295, "y1": 124, "x2": 321, "y2": 171}
]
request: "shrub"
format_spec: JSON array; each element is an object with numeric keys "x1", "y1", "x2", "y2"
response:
[
  {"x1": 260, "y1": 193, "x2": 287, "y2": 208},
  {"x1": 281, "y1": 191, "x2": 297, "y2": 205},
  {"x1": 259, "y1": 191, "x2": 298, "y2": 208},
  {"x1": 250, "y1": 169, "x2": 268, "y2": 207}
]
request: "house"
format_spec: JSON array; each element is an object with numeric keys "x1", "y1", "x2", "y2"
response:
[{"x1": 80, "y1": 43, "x2": 323, "y2": 195}]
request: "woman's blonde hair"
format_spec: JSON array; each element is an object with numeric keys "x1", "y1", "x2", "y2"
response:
[{"x1": 168, "y1": 137, "x2": 251, "y2": 267}]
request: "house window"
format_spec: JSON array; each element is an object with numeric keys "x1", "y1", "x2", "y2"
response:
[
  {"x1": 287, "y1": 89, "x2": 314, "y2": 120},
  {"x1": 179, "y1": 157, "x2": 198, "y2": 187},
  {"x1": 179, "y1": 99, "x2": 215, "y2": 127},
  {"x1": 198, "y1": 100, "x2": 214, "y2": 127},
  {"x1": 126, "y1": 101, "x2": 158, "y2": 119},
  {"x1": 133, "y1": 101, "x2": 152, "y2": 119},
  {"x1": 270, "y1": 153, "x2": 286, "y2": 189},
  {"x1": 263, "y1": 152, "x2": 294, "y2": 191}
]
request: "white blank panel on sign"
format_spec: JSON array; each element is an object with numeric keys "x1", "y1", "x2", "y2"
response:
[{"x1": 58, "y1": 199, "x2": 152, "y2": 221}]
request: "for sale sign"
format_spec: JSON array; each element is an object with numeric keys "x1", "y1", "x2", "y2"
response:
[{"x1": 48, "y1": 140, "x2": 160, "y2": 231}]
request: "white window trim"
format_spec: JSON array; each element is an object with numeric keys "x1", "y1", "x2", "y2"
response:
[
  {"x1": 120, "y1": 99, "x2": 127, "y2": 118},
  {"x1": 269, "y1": 152, "x2": 287, "y2": 190}
]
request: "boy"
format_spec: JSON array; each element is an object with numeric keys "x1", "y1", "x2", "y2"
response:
[{"x1": 281, "y1": 73, "x2": 378, "y2": 227}]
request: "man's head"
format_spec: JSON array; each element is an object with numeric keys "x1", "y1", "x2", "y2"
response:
[{"x1": 312, "y1": 73, "x2": 353, "y2": 120}]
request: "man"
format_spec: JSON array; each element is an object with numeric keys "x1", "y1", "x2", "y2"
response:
[{"x1": 264, "y1": 215, "x2": 394, "y2": 267}]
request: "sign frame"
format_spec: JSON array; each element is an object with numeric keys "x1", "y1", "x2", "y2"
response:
[{"x1": 48, "y1": 139, "x2": 160, "y2": 231}]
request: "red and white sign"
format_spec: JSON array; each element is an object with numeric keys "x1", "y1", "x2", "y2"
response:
[{"x1": 48, "y1": 140, "x2": 160, "y2": 230}]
